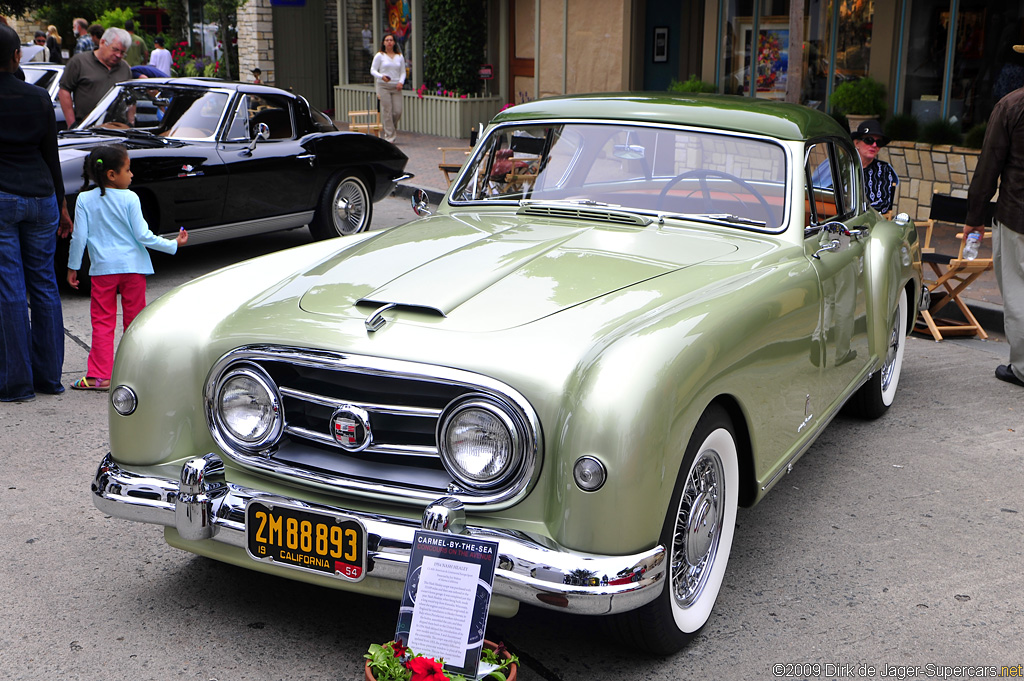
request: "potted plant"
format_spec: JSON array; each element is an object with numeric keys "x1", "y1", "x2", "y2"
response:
[
  {"x1": 829, "y1": 77, "x2": 887, "y2": 132},
  {"x1": 365, "y1": 640, "x2": 518, "y2": 681}
]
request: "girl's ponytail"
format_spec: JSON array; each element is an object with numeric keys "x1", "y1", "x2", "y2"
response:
[{"x1": 81, "y1": 144, "x2": 129, "y2": 196}]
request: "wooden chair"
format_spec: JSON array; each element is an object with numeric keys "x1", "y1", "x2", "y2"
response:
[
  {"x1": 348, "y1": 108, "x2": 382, "y2": 137},
  {"x1": 915, "y1": 194, "x2": 995, "y2": 341},
  {"x1": 439, "y1": 146, "x2": 471, "y2": 185}
]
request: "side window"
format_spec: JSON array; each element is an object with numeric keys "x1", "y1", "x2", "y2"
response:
[
  {"x1": 833, "y1": 143, "x2": 859, "y2": 218},
  {"x1": 225, "y1": 95, "x2": 251, "y2": 141},
  {"x1": 805, "y1": 142, "x2": 840, "y2": 225},
  {"x1": 247, "y1": 95, "x2": 295, "y2": 140}
]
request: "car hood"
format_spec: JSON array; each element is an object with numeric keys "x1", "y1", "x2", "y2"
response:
[{"x1": 292, "y1": 212, "x2": 739, "y2": 331}]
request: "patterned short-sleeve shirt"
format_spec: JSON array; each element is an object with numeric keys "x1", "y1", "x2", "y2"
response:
[{"x1": 864, "y1": 159, "x2": 899, "y2": 214}]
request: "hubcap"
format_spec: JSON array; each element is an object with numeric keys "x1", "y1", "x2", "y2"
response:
[
  {"x1": 672, "y1": 450, "x2": 725, "y2": 607},
  {"x1": 332, "y1": 180, "x2": 367, "y2": 235}
]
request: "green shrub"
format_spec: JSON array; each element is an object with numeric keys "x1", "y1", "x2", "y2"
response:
[
  {"x1": 963, "y1": 123, "x2": 987, "y2": 149},
  {"x1": 423, "y1": 0, "x2": 487, "y2": 95},
  {"x1": 668, "y1": 75, "x2": 715, "y2": 93},
  {"x1": 884, "y1": 113, "x2": 918, "y2": 141},
  {"x1": 96, "y1": 7, "x2": 133, "y2": 29},
  {"x1": 829, "y1": 77, "x2": 887, "y2": 117},
  {"x1": 919, "y1": 119, "x2": 962, "y2": 146}
]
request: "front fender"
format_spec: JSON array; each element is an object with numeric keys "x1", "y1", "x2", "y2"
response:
[{"x1": 863, "y1": 216, "x2": 922, "y2": 364}]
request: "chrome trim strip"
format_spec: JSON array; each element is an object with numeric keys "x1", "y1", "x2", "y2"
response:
[
  {"x1": 184, "y1": 212, "x2": 315, "y2": 246},
  {"x1": 93, "y1": 453, "x2": 665, "y2": 616},
  {"x1": 284, "y1": 424, "x2": 439, "y2": 458},
  {"x1": 279, "y1": 387, "x2": 443, "y2": 418},
  {"x1": 204, "y1": 345, "x2": 542, "y2": 508}
]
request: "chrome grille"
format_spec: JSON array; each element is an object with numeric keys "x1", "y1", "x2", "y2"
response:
[{"x1": 205, "y1": 345, "x2": 540, "y2": 507}]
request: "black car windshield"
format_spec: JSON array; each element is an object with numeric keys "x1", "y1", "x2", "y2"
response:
[
  {"x1": 450, "y1": 122, "x2": 789, "y2": 230},
  {"x1": 79, "y1": 84, "x2": 230, "y2": 140}
]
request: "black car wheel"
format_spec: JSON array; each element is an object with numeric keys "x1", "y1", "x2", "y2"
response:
[{"x1": 311, "y1": 172, "x2": 372, "y2": 239}]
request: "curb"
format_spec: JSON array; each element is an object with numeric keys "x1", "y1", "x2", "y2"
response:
[{"x1": 965, "y1": 299, "x2": 1005, "y2": 335}]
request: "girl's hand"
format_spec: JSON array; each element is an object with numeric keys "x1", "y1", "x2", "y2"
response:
[
  {"x1": 67, "y1": 269, "x2": 79, "y2": 290},
  {"x1": 396, "y1": 82, "x2": 403, "y2": 91},
  {"x1": 176, "y1": 228, "x2": 189, "y2": 246},
  {"x1": 382, "y1": 75, "x2": 391, "y2": 82}
]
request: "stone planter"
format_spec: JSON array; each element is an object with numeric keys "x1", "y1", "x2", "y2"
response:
[{"x1": 335, "y1": 85, "x2": 504, "y2": 139}]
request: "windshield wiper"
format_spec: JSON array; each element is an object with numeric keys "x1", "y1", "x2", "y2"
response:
[{"x1": 664, "y1": 212, "x2": 767, "y2": 228}]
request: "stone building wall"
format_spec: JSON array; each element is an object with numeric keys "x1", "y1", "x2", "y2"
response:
[
  {"x1": 879, "y1": 141, "x2": 988, "y2": 222},
  {"x1": 237, "y1": 0, "x2": 274, "y2": 85}
]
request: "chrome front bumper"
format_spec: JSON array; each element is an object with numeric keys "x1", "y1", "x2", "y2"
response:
[{"x1": 91, "y1": 452, "x2": 666, "y2": 616}]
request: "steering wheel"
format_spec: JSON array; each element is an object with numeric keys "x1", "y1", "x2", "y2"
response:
[{"x1": 656, "y1": 169, "x2": 776, "y2": 226}]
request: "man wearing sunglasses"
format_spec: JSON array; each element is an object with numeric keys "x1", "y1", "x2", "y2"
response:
[{"x1": 851, "y1": 119, "x2": 899, "y2": 215}]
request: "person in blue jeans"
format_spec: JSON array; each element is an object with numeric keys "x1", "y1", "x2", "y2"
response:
[{"x1": 0, "y1": 25, "x2": 74, "y2": 402}]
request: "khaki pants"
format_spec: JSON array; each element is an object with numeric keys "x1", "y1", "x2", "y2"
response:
[
  {"x1": 375, "y1": 80, "x2": 403, "y2": 143},
  {"x1": 993, "y1": 220, "x2": 1024, "y2": 381}
]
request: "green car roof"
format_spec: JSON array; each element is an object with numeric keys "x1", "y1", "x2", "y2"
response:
[{"x1": 491, "y1": 92, "x2": 848, "y2": 142}]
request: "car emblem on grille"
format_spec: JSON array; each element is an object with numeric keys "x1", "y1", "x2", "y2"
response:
[{"x1": 330, "y1": 405, "x2": 372, "y2": 452}]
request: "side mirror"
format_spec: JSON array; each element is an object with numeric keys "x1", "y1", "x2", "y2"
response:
[
  {"x1": 246, "y1": 123, "x2": 270, "y2": 153},
  {"x1": 411, "y1": 188, "x2": 432, "y2": 217}
]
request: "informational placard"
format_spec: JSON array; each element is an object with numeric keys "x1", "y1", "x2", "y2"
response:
[
  {"x1": 478, "y1": 64, "x2": 494, "y2": 80},
  {"x1": 395, "y1": 531, "x2": 499, "y2": 679}
]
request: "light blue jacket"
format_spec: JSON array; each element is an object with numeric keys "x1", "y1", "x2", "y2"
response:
[{"x1": 68, "y1": 187, "x2": 177, "y2": 275}]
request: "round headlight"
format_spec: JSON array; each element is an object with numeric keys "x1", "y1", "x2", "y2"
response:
[
  {"x1": 439, "y1": 399, "x2": 521, "y2": 489},
  {"x1": 216, "y1": 367, "x2": 282, "y2": 449}
]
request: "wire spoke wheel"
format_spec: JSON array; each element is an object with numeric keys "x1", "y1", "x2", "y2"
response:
[{"x1": 671, "y1": 450, "x2": 726, "y2": 607}]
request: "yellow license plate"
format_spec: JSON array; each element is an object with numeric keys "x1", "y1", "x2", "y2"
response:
[{"x1": 245, "y1": 500, "x2": 365, "y2": 581}]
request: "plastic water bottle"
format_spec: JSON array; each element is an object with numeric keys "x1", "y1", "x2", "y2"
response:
[{"x1": 963, "y1": 231, "x2": 981, "y2": 260}]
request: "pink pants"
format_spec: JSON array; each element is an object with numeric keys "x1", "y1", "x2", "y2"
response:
[{"x1": 87, "y1": 273, "x2": 146, "y2": 380}]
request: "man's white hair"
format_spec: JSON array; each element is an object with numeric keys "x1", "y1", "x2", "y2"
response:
[{"x1": 102, "y1": 27, "x2": 131, "y2": 51}]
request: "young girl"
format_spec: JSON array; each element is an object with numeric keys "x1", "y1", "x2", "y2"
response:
[{"x1": 67, "y1": 144, "x2": 187, "y2": 390}]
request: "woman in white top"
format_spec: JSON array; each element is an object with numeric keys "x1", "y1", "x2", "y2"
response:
[{"x1": 370, "y1": 34, "x2": 405, "y2": 143}]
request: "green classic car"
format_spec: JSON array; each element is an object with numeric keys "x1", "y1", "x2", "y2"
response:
[{"x1": 92, "y1": 93, "x2": 922, "y2": 654}]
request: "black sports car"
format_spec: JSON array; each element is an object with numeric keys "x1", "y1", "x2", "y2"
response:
[{"x1": 57, "y1": 78, "x2": 410, "y2": 288}]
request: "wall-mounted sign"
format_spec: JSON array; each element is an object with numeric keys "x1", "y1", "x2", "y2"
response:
[{"x1": 654, "y1": 26, "x2": 669, "y2": 63}]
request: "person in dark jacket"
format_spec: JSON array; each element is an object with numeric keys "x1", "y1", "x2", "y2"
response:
[
  {"x1": 964, "y1": 76, "x2": 1024, "y2": 388},
  {"x1": 0, "y1": 24, "x2": 74, "y2": 402}
]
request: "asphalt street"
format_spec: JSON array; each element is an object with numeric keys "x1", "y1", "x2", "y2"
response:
[{"x1": 1, "y1": 195, "x2": 1022, "y2": 680}]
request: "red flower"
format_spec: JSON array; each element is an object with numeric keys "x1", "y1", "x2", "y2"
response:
[
  {"x1": 408, "y1": 656, "x2": 448, "y2": 681},
  {"x1": 391, "y1": 641, "x2": 408, "y2": 658}
]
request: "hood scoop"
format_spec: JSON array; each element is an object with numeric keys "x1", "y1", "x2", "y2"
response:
[{"x1": 518, "y1": 201, "x2": 653, "y2": 227}]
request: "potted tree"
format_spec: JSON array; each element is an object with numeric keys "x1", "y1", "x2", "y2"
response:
[{"x1": 829, "y1": 77, "x2": 887, "y2": 132}]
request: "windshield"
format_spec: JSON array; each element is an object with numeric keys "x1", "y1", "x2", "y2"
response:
[
  {"x1": 78, "y1": 84, "x2": 230, "y2": 140},
  {"x1": 450, "y1": 123, "x2": 789, "y2": 230}
]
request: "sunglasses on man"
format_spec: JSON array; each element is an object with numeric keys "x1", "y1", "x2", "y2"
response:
[
  {"x1": 35, "y1": 38, "x2": 47, "y2": 45},
  {"x1": 859, "y1": 136, "x2": 882, "y2": 147}
]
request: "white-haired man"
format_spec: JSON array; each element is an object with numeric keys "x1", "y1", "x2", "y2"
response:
[{"x1": 58, "y1": 27, "x2": 132, "y2": 128}]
